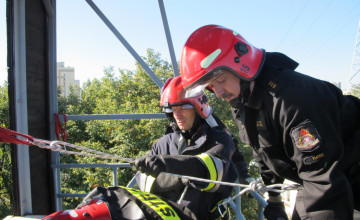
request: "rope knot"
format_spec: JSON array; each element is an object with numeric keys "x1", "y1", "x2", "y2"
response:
[
  {"x1": 50, "y1": 141, "x2": 63, "y2": 151},
  {"x1": 249, "y1": 181, "x2": 267, "y2": 195}
]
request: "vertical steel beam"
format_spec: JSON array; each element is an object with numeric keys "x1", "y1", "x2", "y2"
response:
[
  {"x1": 42, "y1": 0, "x2": 54, "y2": 18},
  {"x1": 46, "y1": 0, "x2": 62, "y2": 211},
  {"x1": 112, "y1": 168, "x2": 118, "y2": 186},
  {"x1": 13, "y1": 0, "x2": 32, "y2": 215}
]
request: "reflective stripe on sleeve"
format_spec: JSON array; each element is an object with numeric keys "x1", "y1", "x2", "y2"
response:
[
  {"x1": 196, "y1": 153, "x2": 224, "y2": 192},
  {"x1": 138, "y1": 172, "x2": 156, "y2": 193}
]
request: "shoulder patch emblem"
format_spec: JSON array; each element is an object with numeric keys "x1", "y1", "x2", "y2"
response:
[
  {"x1": 297, "y1": 128, "x2": 319, "y2": 149},
  {"x1": 291, "y1": 121, "x2": 321, "y2": 151}
]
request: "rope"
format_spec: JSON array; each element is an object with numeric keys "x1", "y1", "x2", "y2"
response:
[
  {"x1": 32, "y1": 139, "x2": 134, "y2": 163},
  {"x1": 0, "y1": 127, "x2": 34, "y2": 145},
  {"x1": 162, "y1": 172, "x2": 303, "y2": 194},
  {"x1": 0, "y1": 126, "x2": 302, "y2": 203},
  {"x1": 161, "y1": 172, "x2": 303, "y2": 208},
  {"x1": 0, "y1": 126, "x2": 134, "y2": 163}
]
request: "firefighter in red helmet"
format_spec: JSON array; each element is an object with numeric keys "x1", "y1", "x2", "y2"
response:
[
  {"x1": 134, "y1": 75, "x2": 238, "y2": 219},
  {"x1": 180, "y1": 24, "x2": 360, "y2": 220}
]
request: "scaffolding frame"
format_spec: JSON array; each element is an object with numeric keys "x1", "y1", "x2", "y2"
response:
[{"x1": 51, "y1": 0, "x2": 178, "y2": 211}]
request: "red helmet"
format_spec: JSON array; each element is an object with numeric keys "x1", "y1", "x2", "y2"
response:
[
  {"x1": 160, "y1": 76, "x2": 211, "y2": 119},
  {"x1": 42, "y1": 199, "x2": 111, "y2": 220},
  {"x1": 180, "y1": 24, "x2": 265, "y2": 91}
]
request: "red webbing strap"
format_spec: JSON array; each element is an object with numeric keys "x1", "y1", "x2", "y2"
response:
[
  {"x1": 0, "y1": 126, "x2": 34, "y2": 145},
  {"x1": 55, "y1": 113, "x2": 67, "y2": 141}
]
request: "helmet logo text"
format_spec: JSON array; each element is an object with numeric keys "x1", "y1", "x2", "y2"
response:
[{"x1": 241, "y1": 64, "x2": 250, "y2": 73}]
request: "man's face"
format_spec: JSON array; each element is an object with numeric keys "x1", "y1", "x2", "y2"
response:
[
  {"x1": 171, "y1": 106, "x2": 196, "y2": 131},
  {"x1": 208, "y1": 70, "x2": 241, "y2": 102}
]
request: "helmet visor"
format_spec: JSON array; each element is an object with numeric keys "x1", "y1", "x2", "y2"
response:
[
  {"x1": 184, "y1": 70, "x2": 223, "y2": 98},
  {"x1": 163, "y1": 104, "x2": 194, "y2": 113}
]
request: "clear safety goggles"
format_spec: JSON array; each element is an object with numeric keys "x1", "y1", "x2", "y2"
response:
[
  {"x1": 163, "y1": 104, "x2": 194, "y2": 113},
  {"x1": 184, "y1": 70, "x2": 223, "y2": 98}
]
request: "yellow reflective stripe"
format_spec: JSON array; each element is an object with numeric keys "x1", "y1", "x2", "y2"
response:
[
  {"x1": 196, "y1": 153, "x2": 217, "y2": 191},
  {"x1": 121, "y1": 187, "x2": 181, "y2": 220},
  {"x1": 139, "y1": 172, "x2": 155, "y2": 192}
]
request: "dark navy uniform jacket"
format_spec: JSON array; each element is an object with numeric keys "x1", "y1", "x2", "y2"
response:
[
  {"x1": 231, "y1": 52, "x2": 360, "y2": 219},
  {"x1": 137, "y1": 122, "x2": 238, "y2": 218}
]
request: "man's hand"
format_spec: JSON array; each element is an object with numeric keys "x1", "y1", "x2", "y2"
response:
[
  {"x1": 235, "y1": 160, "x2": 252, "y2": 184},
  {"x1": 134, "y1": 155, "x2": 166, "y2": 177},
  {"x1": 263, "y1": 201, "x2": 288, "y2": 220}
]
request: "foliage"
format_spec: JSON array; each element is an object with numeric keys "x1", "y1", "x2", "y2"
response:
[
  {"x1": 0, "y1": 82, "x2": 12, "y2": 219},
  {"x1": 350, "y1": 84, "x2": 360, "y2": 98}
]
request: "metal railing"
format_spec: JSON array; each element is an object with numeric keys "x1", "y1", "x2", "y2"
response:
[
  {"x1": 51, "y1": 163, "x2": 133, "y2": 198},
  {"x1": 52, "y1": 113, "x2": 166, "y2": 210}
]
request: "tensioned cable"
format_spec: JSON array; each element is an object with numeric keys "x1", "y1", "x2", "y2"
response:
[
  {"x1": 161, "y1": 172, "x2": 302, "y2": 194},
  {"x1": 286, "y1": 0, "x2": 335, "y2": 54},
  {"x1": 299, "y1": 1, "x2": 360, "y2": 64},
  {"x1": 0, "y1": 126, "x2": 134, "y2": 163},
  {"x1": 275, "y1": 0, "x2": 310, "y2": 50},
  {"x1": 0, "y1": 126, "x2": 302, "y2": 198},
  {"x1": 301, "y1": 12, "x2": 360, "y2": 72}
]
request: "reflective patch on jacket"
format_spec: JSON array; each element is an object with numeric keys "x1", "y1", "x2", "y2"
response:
[
  {"x1": 138, "y1": 172, "x2": 156, "y2": 192},
  {"x1": 120, "y1": 186, "x2": 182, "y2": 220},
  {"x1": 196, "y1": 153, "x2": 223, "y2": 192},
  {"x1": 291, "y1": 120, "x2": 321, "y2": 152}
]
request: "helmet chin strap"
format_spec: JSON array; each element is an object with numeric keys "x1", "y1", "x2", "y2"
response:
[
  {"x1": 228, "y1": 78, "x2": 251, "y2": 109},
  {"x1": 239, "y1": 79, "x2": 251, "y2": 104},
  {"x1": 205, "y1": 114, "x2": 218, "y2": 128}
]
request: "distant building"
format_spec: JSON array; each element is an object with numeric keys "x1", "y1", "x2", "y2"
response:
[{"x1": 57, "y1": 62, "x2": 80, "y2": 96}]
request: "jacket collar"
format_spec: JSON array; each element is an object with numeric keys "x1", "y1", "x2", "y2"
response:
[
  {"x1": 176, "y1": 123, "x2": 210, "y2": 151},
  {"x1": 263, "y1": 52, "x2": 299, "y2": 70},
  {"x1": 244, "y1": 52, "x2": 299, "y2": 110}
]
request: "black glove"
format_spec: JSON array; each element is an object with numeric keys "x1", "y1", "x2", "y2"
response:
[
  {"x1": 134, "y1": 155, "x2": 166, "y2": 177},
  {"x1": 151, "y1": 173, "x2": 186, "y2": 193},
  {"x1": 234, "y1": 160, "x2": 252, "y2": 184},
  {"x1": 263, "y1": 201, "x2": 288, "y2": 220}
]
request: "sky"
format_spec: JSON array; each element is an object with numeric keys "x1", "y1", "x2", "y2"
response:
[{"x1": 1, "y1": 0, "x2": 360, "y2": 91}]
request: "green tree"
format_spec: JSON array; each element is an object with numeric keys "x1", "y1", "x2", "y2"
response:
[
  {"x1": 350, "y1": 84, "x2": 360, "y2": 98},
  {"x1": 0, "y1": 82, "x2": 12, "y2": 219}
]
